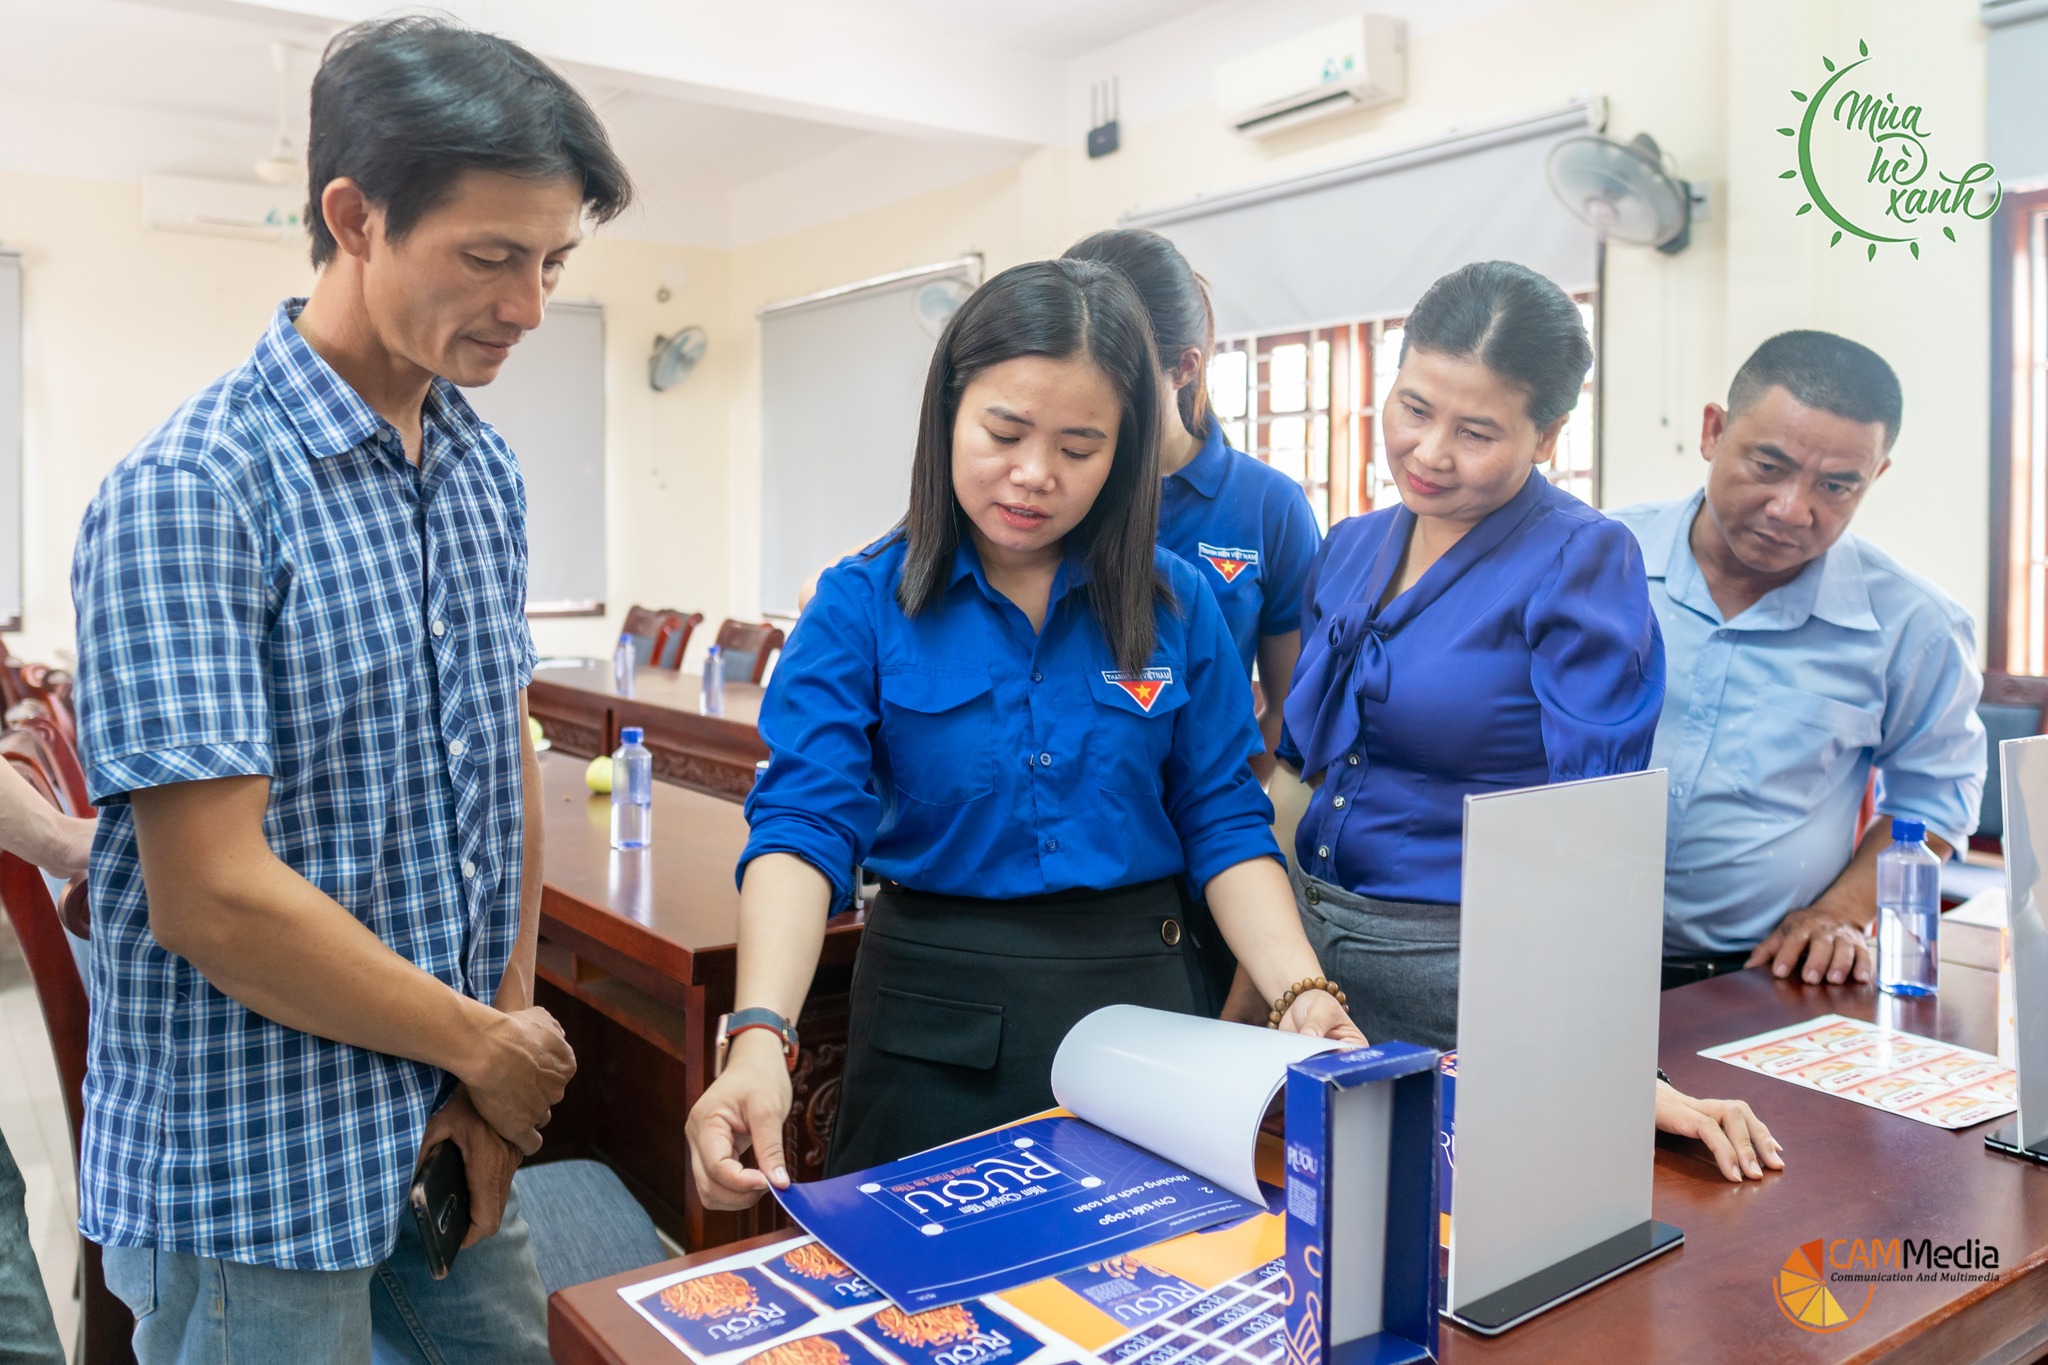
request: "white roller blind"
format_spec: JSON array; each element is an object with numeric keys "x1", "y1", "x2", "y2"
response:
[
  {"x1": 1986, "y1": 1, "x2": 2048, "y2": 184},
  {"x1": 759, "y1": 261, "x2": 976, "y2": 616},
  {"x1": 464, "y1": 299, "x2": 606, "y2": 614},
  {"x1": 1122, "y1": 104, "x2": 1602, "y2": 334},
  {"x1": 0, "y1": 253, "x2": 20, "y2": 631}
]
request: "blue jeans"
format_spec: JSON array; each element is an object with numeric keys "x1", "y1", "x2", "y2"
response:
[
  {"x1": 0, "y1": 1128, "x2": 65, "y2": 1365},
  {"x1": 102, "y1": 1185, "x2": 549, "y2": 1365}
]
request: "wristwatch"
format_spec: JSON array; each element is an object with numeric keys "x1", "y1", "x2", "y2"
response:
[{"x1": 716, "y1": 1007, "x2": 800, "y2": 1075}]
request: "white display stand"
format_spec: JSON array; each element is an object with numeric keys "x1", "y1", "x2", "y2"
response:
[
  {"x1": 1987, "y1": 734, "x2": 2048, "y2": 1165},
  {"x1": 1444, "y1": 768, "x2": 1683, "y2": 1334}
]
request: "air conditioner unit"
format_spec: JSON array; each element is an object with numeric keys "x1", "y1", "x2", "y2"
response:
[
  {"x1": 1216, "y1": 16, "x2": 1406, "y2": 139},
  {"x1": 141, "y1": 175, "x2": 306, "y2": 243}
]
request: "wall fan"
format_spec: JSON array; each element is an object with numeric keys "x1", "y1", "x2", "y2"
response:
[
  {"x1": 254, "y1": 44, "x2": 304, "y2": 187},
  {"x1": 1545, "y1": 132, "x2": 1694, "y2": 254},
  {"x1": 648, "y1": 327, "x2": 708, "y2": 391},
  {"x1": 913, "y1": 277, "x2": 975, "y2": 339}
]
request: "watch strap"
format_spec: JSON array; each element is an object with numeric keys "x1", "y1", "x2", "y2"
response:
[{"x1": 726, "y1": 1007, "x2": 799, "y2": 1069}]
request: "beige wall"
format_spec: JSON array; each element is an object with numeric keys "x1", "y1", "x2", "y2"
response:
[
  {"x1": 721, "y1": 0, "x2": 1990, "y2": 637},
  {"x1": 0, "y1": 168, "x2": 731, "y2": 666},
  {"x1": 0, "y1": 0, "x2": 1993, "y2": 671}
]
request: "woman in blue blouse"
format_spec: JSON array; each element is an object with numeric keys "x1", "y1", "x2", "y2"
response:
[
  {"x1": 684, "y1": 260, "x2": 1362, "y2": 1204},
  {"x1": 1283, "y1": 261, "x2": 1782, "y2": 1180}
]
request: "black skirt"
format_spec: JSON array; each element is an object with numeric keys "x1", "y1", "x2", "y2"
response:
[{"x1": 824, "y1": 877, "x2": 1213, "y2": 1176}]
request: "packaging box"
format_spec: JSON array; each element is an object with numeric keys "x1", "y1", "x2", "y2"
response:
[
  {"x1": 1437, "y1": 1052, "x2": 1456, "y2": 1250},
  {"x1": 1283, "y1": 1042, "x2": 1441, "y2": 1365}
]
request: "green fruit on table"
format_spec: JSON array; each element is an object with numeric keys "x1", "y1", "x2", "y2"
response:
[
  {"x1": 529, "y1": 716, "x2": 545, "y2": 747},
  {"x1": 585, "y1": 756, "x2": 614, "y2": 794}
]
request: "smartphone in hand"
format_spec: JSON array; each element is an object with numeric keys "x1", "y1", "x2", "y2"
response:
[{"x1": 410, "y1": 1139, "x2": 471, "y2": 1280}]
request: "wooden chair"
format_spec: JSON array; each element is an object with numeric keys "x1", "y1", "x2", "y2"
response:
[
  {"x1": 1975, "y1": 672, "x2": 2048, "y2": 855},
  {"x1": 10, "y1": 712, "x2": 92, "y2": 818},
  {"x1": 0, "y1": 734, "x2": 132, "y2": 1363},
  {"x1": 714, "y1": 620, "x2": 785, "y2": 685},
  {"x1": 651, "y1": 611, "x2": 703, "y2": 671}
]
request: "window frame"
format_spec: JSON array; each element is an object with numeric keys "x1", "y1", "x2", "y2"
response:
[{"x1": 1991, "y1": 185, "x2": 2048, "y2": 674}]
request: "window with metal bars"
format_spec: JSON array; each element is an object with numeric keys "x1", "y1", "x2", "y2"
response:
[
  {"x1": 1992, "y1": 187, "x2": 2048, "y2": 676},
  {"x1": 1206, "y1": 291, "x2": 1600, "y2": 531}
]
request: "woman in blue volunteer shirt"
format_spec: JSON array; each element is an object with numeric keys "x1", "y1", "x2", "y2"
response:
[
  {"x1": 1282, "y1": 260, "x2": 1783, "y2": 1181},
  {"x1": 684, "y1": 259, "x2": 1363, "y2": 1202},
  {"x1": 1062, "y1": 229, "x2": 1321, "y2": 780}
]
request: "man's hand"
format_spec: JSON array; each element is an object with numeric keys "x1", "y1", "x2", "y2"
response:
[
  {"x1": 1746, "y1": 901, "x2": 1873, "y2": 987},
  {"x1": 419, "y1": 1087, "x2": 521, "y2": 1248},
  {"x1": 462, "y1": 1006, "x2": 575, "y2": 1154},
  {"x1": 1654, "y1": 1080, "x2": 1783, "y2": 1182}
]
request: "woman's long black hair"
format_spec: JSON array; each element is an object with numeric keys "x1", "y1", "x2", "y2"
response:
[
  {"x1": 1063, "y1": 228, "x2": 1217, "y2": 439},
  {"x1": 894, "y1": 258, "x2": 1171, "y2": 675}
]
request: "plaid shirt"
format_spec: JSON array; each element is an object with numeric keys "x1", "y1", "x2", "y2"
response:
[{"x1": 71, "y1": 301, "x2": 537, "y2": 1269}]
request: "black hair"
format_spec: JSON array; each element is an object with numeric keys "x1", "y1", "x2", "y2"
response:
[
  {"x1": 305, "y1": 16, "x2": 633, "y2": 267},
  {"x1": 1728, "y1": 330, "x2": 1903, "y2": 449},
  {"x1": 895, "y1": 259, "x2": 1171, "y2": 675},
  {"x1": 1062, "y1": 229, "x2": 1216, "y2": 439},
  {"x1": 1399, "y1": 261, "x2": 1591, "y2": 428}
]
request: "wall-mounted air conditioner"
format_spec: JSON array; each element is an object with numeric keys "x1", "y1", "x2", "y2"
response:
[
  {"x1": 141, "y1": 175, "x2": 306, "y2": 243},
  {"x1": 1216, "y1": 15, "x2": 1406, "y2": 139}
]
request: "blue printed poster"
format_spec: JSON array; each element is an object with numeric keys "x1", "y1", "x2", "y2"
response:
[
  {"x1": 629, "y1": 1264, "x2": 817, "y2": 1354},
  {"x1": 773, "y1": 1114, "x2": 1262, "y2": 1309}
]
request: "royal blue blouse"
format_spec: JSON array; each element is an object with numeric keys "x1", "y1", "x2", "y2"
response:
[
  {"x1": 1280, "y1": 473, "x2": 1665, "y2": 904},
  {"x1": 741, "y1": 536, "x2": 1282, "y2": 909},
  {"x1": 1158, "y1": 423, "x2": 1323, "y2": 677}
]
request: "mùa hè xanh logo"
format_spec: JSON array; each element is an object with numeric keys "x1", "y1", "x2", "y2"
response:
[
  {"x1": 1780, "y1": 38, "x2": 2000, "y2": 261},
  {"x1": 1774, "y1": 1234, "x2": 2003, "y2": 1333}
]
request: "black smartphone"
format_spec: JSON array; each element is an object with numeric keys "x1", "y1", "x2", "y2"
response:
[{"x1": 409, "y1": 1139, "x2": 470, "y2": 1281}]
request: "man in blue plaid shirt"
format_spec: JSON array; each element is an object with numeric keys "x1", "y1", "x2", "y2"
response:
[{"x1": 70, "y1": 19, "x2": 632, "y2": 1361}]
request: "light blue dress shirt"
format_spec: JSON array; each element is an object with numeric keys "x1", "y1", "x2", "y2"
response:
[{"x1": 1609, "y1": 492, "x2": 1986, "y2": 956}]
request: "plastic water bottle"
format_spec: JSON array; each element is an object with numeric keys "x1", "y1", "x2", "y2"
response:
[
  {"x1": 701, "y1": 644, "x2": 726, "y2": 717},
  {"x1": 1877, "y1": 817, "x2": 1942, "y2": 997},
  {"x1": 612, "y1": 632, "x2": 635, "y2": 699},
  {"x1": 610, "y1": 726, "x2": 652, "y2": 850}
]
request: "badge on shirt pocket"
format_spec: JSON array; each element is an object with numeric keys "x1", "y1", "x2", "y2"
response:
[
  {"x1": 1197, "y1": 542, "x2": 1260, "y2": 586},
  {"x1": 1086, "y1": 665, "x2": 1190, "y2": 795}
]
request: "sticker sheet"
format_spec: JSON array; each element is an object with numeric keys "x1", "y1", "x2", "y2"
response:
[
  {"x1": 615, "y1": 1216, "x2": 1292, "y2": 1365},
  {"x1": 1700, "y1": 1013, "x2": 2016, "y2": 1129}
]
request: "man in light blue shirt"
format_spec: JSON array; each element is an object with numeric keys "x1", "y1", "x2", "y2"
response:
[{"x1": 1610, "y1": 331, "x2": 1985, "y2": 990}]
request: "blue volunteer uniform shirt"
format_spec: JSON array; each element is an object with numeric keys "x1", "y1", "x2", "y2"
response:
[
  {"x1": 70, "y1": 300, "x2": 537, "y2": 1270},
  {"x1": 1610, "y1": 492, "x2": 1986, "y2": 956},
  {"x1": 741, "y1": 536, "x2": 1281, "y2": 906},
  {"x1": 1280, "y1": 473, "x2": 1665, "y2": 904},
  {"x1": 1158, "y1": 422, "x2": 1323, "y2": 677}
]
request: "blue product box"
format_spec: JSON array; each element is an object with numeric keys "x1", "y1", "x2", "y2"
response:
[
  {"x1": 1436, "y1": 1052, "x2": 1456, "y2": 1251},
  {"x1": 1283, "y1": 1043, "x2": 1441, "y2": 1365}
]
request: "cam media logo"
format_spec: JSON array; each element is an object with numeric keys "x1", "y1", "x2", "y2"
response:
[
  {"x1": 1774, "y1": 1234, "x2": 2003, "y2": 1332},
  {"x1": 1780, "y1": 37, "x2": 1999, "y2": 260}
]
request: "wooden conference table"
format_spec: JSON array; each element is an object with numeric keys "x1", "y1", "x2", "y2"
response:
[
  {"x1": 527, "y1": 659, "x2": 767, "y2": 800},
  {"x1": 547, "y1": 955, "x2": 2048, "y2": 1365},
  {"x1": 531, "y1": 749, "x2": 862, "y2": 1250}
]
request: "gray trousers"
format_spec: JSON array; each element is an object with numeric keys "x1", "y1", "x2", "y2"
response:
[
  {"x1": 0, "y1": 1127, "x2": 64, "y2": 1365},
  {"x1": 1292, "y1": 866, "x2": 1462, "y2": 1053}
]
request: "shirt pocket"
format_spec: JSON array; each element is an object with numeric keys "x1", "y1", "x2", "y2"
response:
[
  {"x1": 1084, "y1": 665, "x2": 1194, "y2": 796},
  {"x1": 1743, "y1": 684, "x2": 1883, "y2": 811},
  {"x1": 878, "y1": 666, "x2": 998, "y2": 806}
]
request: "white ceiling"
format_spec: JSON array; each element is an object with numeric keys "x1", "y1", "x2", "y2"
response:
[{"x1": 0, "y1": 0, "x2": 1544, "y2": 248}]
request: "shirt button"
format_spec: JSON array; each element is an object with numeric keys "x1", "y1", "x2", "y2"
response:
[
  {"x1": 1673, "y1": 784, "x2": 1686, "y2": 797},
  {"x1": 1039, "y1": 752, "x2": 1053, "y2": 767},
  {"x1": 1317, "y1": 845, "x2": 1331, "y2": 859},
  {"x1": 1346, "y1": 754, "x2": 1360, "y2": 766},
  {"x1": 431, "y1": 619, "x2": 447, "y2": 638},
  {"x1": 1031, "y1": 671, "x2": 1044, "y2": 683},
  {"x1": 1045, "y1": 838, "x2": 1059, "y2": 853},
  {"x1": 461, "y1": 859, "x2": 477, "y2": 880},
  {"x1": 448, "y1": 739, "x2": 465, "y2": 758}
]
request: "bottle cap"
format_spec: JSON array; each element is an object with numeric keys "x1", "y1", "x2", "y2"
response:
[
  {"x1": 706, "y1": 644, "x2": 722, "y2": 656},
  {"x1": 619, "y1": 632, "x2": 632, "y2": 642},
  {"x1": 1891, "y1": 817, "x2": 1926, "y2": 844},
  {"x1": 621, "y1": 726, "x2": 644, "y2": 745}
]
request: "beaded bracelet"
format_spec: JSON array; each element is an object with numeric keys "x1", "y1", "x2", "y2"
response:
[{"x1": 1268, "y1": 976, "x2": 1348, "y2": 1027}]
